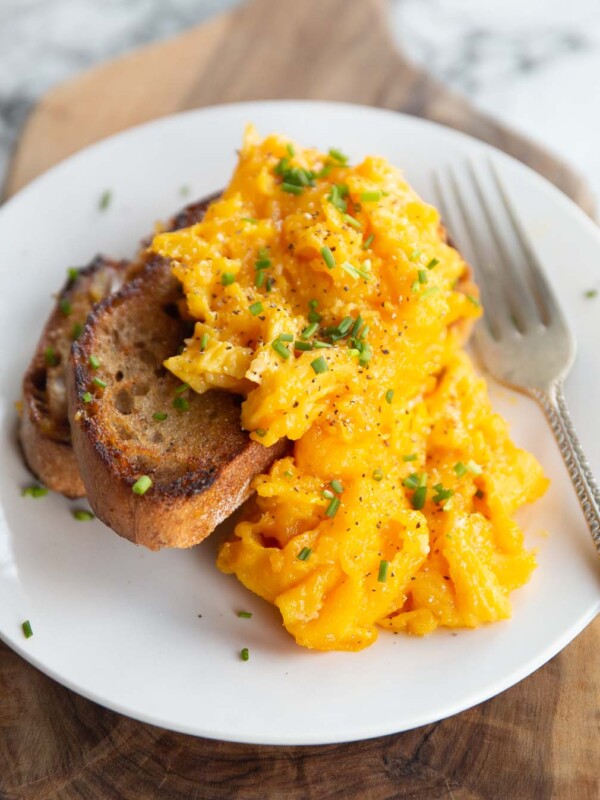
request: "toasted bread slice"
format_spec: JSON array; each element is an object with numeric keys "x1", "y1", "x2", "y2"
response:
[
  {"x1": 68, "y1": 254, "x2": 287, "y2": 550},
  {"x1": 20, "y1": 256, "x2": 128, "y2": 497}
]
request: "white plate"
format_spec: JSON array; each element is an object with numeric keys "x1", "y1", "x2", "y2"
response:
[{"x1": 0, "y1": 101, "x2": 599, "y2": 746}]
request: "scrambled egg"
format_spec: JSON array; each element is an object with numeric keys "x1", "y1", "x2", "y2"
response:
[{"x1": 151, "y1": 128, "x2": 548, "y2": 651}]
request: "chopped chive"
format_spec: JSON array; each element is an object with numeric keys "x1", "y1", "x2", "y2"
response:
[
  {"x1": 433, "y1": 486, "x2": 454, "y2": 504},
  {"x1": 22, "y1": 485, "x2": 48, "y2": 498},
  {"x1": 92, "y1": 377, "x2": 107, "y2": 388},
  {"x1": 372, "y1": 469, "x2": 384, "y2": 481},
  {"x1": 325, "y1": 496, "x2": 340, "y2": 518},
  {"x1": 132, "y1": 475, "x2": 152, "y2": 495},
  {"x1": 44, "y1": 347, "x2": 58, "y2": 367},
  {"x1": 340, "y1": 261, "x2": 371, "y2": 281},
  {"x1": 67, "y1": 267, "x2": 79, "y2": 281},
  {"x1": 362, "y1": 233, "x2": 375, "y2": 250},
  {"x1": 173, "y1": 396, "x2": 189, "y2": 411},
  {"x1": 297, "y1": 547, "x2": 312, "y2": 561},
  {"x1": 255, "y1": 271, "x2": 265, "y2": 288},
  {"x1": 249, "y1": 301, "x2": 264, "y2": 316},
  {"x1": 466, "y1": 293, "x2": 481, "y2": 307},
  {"x1": 337, "y1": 316, "x2": 354, "y2": 335},
  {"x1": 311, "y1": 356, "x2": 328, "y2": 374},
  {"x1": 72, "y1": 509, "x2": 95, "y2": 521},
  {"x1": 271, "y1": 339, "x2": 291, "y2": 360},
  {"x1": 200, "y1": 333, "x2": 209, "y2": 351},
  {"x1": 307, "y1": 299, "x2": 322, "y2": 324},
  {"x1": 327, "y1": 184, "x2": 349, "y2": 212},
  {"x1": 411, "y1": 280, "x2": 420, "y2": 292},
  {"x1": 402, "y1": 454, "x2": 417, "y2": 462},
  {"x1": 240, "y1": 647, "x2": 250, "y2": 661},
  {"x1": 358, "y1": 342, "x2": 372, "y2": 366},
  {"x1": 313, "y1": 340, "x2": 332, "y2": 349},
  {"x1": 282, "y1": 182, "x2": 304, "y2": 195},
  {"x1": 409, "y1": 249, "x2": 421, "y2": 262},
  {"x1": 343, "y1": 214, "x2": 362, "y2": 230},
  {"x1": 294, "y1": 341, "x2": 313, "y2": 351},
  {"x1": 242, "y1": 217, "x2": 257, "y2": 224},
  {"x1": 321, "y1": 246, "x2": 336, "y2": 269},
  {"x1": 454, "y1": 462, "x2": 468, "y2": 477},
  {"x1": 361, "y1": 191, "x2": 382, "y2": 202},
  {"x1": 330, "y1": 479, "x2": 344, "y2": 494},
  {"x1": 418, "y1": 269, "x2": 428, "y2": 284},
  {"x1": 175, "y1": 383, "x2": 190, "y2": 395},
  {"x1": 255, "y1": 258, "x2": 271, "y2": 270},
  {"x1": 238, "y1": 611, "x2": 253, "y2": 619},
  {"x1": 22, "y1": 620, "x2": 33, "y2": 639},
  {"x1": 255, "y1": 429, "x2": 267, "y2": 437},
  {"x1": 427, "y1": 258, "x2": 440, "y2": 270},
  {"x1": 350, "y1": 315, "x2": 364, "y2": 338},
  {"x1": 360, "y1": 324, "x2": 370, "y2": 339},
  {"x1": 378, "y1": 559, "x2": 389, "y2": 583},
  {"x1": 286, "y1": 143, "x2": 295, "y2": 157},
  {"x1": 221, "y1": 272, "x2": 236, "y2": 286},
  {"x1": 301, "y1": 322, "x2": 318, "y2": 339},
  {"x1": 403, "y1": 473, "x2": 420, "y2": 490},
  {"x1": 283, "y1": 470, "x2": 294, "y2": 478},
  {"x1": 328, "y1": 148, "x2": 349, "y2": 165},
  {"x1": 322, "y1": 489, "x2": 335, "y2": 500},
  {"x1": 99, "y1": 189, "x2": 112, "y2": 210},
  {"x1": 153, "y1": 412, "x2": 168, "y2": 421},
  {"x1": 258, "y1": 248, "x2": 269, "y2": 260},
  {"x1": 411, "y1": 485, "x2": 427, "y2": 510},
  {"x1": 442, "y1": 499, "x2": 453, "y2": 511},
  {"x1": 82, "y1": 391, "x2": 93, "y2": 404},
  {"x1": 316, "y1": 163, "x2": 333, "y2": 179},
  {"x1": 385, "y1": 389, "x2": 394, "y2": 404},
  {"x1": 584, "y1": 289, "x2": 598, "y2": 299},
  {"x1": 59, "y1": 298, "x2": 72, "y2": 316},
  {"x1": 466, "y1": 460, "x2": 483, "y2": 475},
  {"x1": 421, "y1": 287, "x2": 440, "y2": 300},
  {"x1": 278, "y1": 333, "x2": 293, "y2": 342},
  {"x1": 71, "y1": 322, "x2": 84, "y2": 340},
  {"x1": 89, "y1": 354, "x2": 101, "y2": 369}
]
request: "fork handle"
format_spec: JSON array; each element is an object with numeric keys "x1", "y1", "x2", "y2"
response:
[{"x1": 531, "y1": 383, "x2": 600, "y2": 554}]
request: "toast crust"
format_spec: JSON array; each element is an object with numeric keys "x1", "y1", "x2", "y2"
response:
[
  {"x1": 68, "y1": 255, "x2": 287, "y2": 550},
  {"x1": 20, "y1": 256, "x2": 128, "y2": 497}
]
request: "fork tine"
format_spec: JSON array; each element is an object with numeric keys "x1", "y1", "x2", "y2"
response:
[
  {"x1": 432, "y1": 168, "x2": 510, "y2": 341},
  {"x1": 488, "y1": 160, "x2": 567, "y2": 329},
  {"x1": 465, "y1": 160, "x2": 543, "y2": 333}
]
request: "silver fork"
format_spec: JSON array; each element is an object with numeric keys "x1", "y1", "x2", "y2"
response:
[{"x1": 433, "y1": 160, "x2": 600, "y2": 555}]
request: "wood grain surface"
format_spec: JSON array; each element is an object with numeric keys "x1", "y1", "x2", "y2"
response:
[{"x1": 2, "y1": 0, "x2": 599, "y2": 797}]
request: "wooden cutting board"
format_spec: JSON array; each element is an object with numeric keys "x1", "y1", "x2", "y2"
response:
[{"x1": 2, "y1": 1, "x2": 598, "y2": 798}]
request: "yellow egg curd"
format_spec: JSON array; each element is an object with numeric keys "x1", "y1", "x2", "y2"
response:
[{"x1": 151, "y1": 127, "x2": 548, "y2": 651}]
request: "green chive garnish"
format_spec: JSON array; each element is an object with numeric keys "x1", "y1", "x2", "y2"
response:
[
  {"x1": 240, "y1": 647, "x2": 250, "y2": 661},
  {"x1": 44, "y1": 347, "x2": 58, "y2": 367},
  {"x1": 325, "y1": 496, "x2": 340, "y2": 518},
  {"x1": 307, "y1": 299, "x2": 322, "y2": 324},
  {"x1": 67, "y1": 267, "x2": 79, "y2": 281},
  {"x1": 418, "y1": 269, "x2": 428, "y2": 284},
  {"x1": 372, "y1": 469, "x2": 384, "y2": 481},
  {"x1": 362, "y1": 233, "x2": 375, "y2": 250},
  {"x1": 409, "y1": 249, "x2": 421, "y2": 262},
  {"x1": 284, "y1": 470, "x2": 294, "y2": 478},
  {"x1": 221, "y1": 272, "x2": 236, "y2": 286},
  {"x1": 22, "y1": 485, "x2": 48, "y2": 498},
  {"x1": 321, "y1": 246, "x2": 335, "y2": 269},
  {"x1": 82, "y1": 392, "x2": 93, "y2": 404},
  {"x1": 301, "y1": 322, "x2": 318, "y2": 339},
  {"x1": 173, "y1": 396, "x2": 189, "y2": 411},
  {"x1": 327, "y1": 184, "x2": 349, "y2": 212},
  {"x1": 286, "y1": 143, "x2": 295, "y2": 157},
  {"x1": 350, "y1": 315, "x2": 364, "y2": 338},
  {"x1": 421, "y1": 287, "x2": 440, "y2": 300},
  {"x1": 328, "y1": 148, "x2": 349, "y2": 165},
  {"x1": 272, "y1": 339, "x2": 291, "y2": 360},
  {"x1": 255, "y1": 429, "x2": 267, "y2": 437},
  {"x1": 385, "y1": 389, "x2": 394, "y2": 404},
  {"x1": 89, "y1": 354, "x2": 101, "y2": 369},
  {"x1": 427, "y1": 258, "x2": 439, "y2": 270},
  {"x1": 238, "y1": 611, "x2": 253, "y2": 619},
  {"x1": 340, "y1": 261, "x2": 371, "y2": 281},
  {"x1": 343, "y1": 214, "x2": 362, "y2": 230},
  {"x1": 311, "y1": 356, "x2": 328, "y2": 374},
  {"x1": 358, "y1": 342, "x2": 372, "y2": 366},
  {"x1": 59, "y1": 298, "x2": 72, "y2": 316},
  {"x1": 584, "y1": 289, "x2": 598, "y2": 299},
  {"x1": 282, "y1": 182, "x2": 303, "y2": 195},
  {"x1": 92, "y1": 377, "x2": 107, "y2": 388},
  {"x1": 200, "y1": 333, "x2": 209, "y2": 351},
  {"x1": 278, "y1": 333, "x2": 294, "y2": 342},
  {"x1": 322, "y1": 489, "x2": 335, "y2": 500},
  {"x1": 466, "y1": 460, "x2": 483, "y2": 475},
  {"x1": 313, "y1": 340, "x2": 332, "y2": 349},
  {"x1": 153, "y1": 412, "x2": 168, "y2": 421},
  {"x1": 454, "y1": 462, "x2": 468, "y2": 477},
  {"x1": 402, "y1": 454, "x2": 417, "y2": 462},
  {"x1": 294, "y1": 341, "x2": 313, "y2": 351},
  {"x1": 72, "y1": 509, "x2": 95, "y2": 521},
  {"x1": 249, "y1": 301, "x2": 264, "y2": 316},
  {"x1": 175, "y1": 383, "x2": 189, "y2": 395},
  {"x1": 297, "y1": 547, "x2": 312, "y2": 561},
  {"x1": 99, "y1": 189, "x2": 112, "y2": 210},
  {"x1": 22, "y1": 620, "x2": 33, "y2": 639},
  {"x1": 71, "y1": 322, "x2": 84, "y2": 340},
  {"x1": 132, "y1": 475, "x2": 152, "y2": 495},
  {"x1": 412, "y1": 485, "x2": 427, "y2": 510},
  {"x1": 242, "y1": 217, "x2": 258, "y2": 224},
  {"x1": 466, "y1": 293, "x2": 481, "y2": 307},
  {"x1": 361, "y1": 191, "x2": 382, "y2": 202},
  {"x1": 330, "y1": 479, "x2": 344, "y2": 494},
  {"x1": 403, "y1": 473, "x2": 420, "y2": 490},
  {"x1": 378, "y1": 559, "x2": 389, "y2": 583}
]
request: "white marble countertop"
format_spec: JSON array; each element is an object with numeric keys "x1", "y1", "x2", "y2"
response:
[{"x1": 2, "y1": 0, "x2": 600, "y2": 204}]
